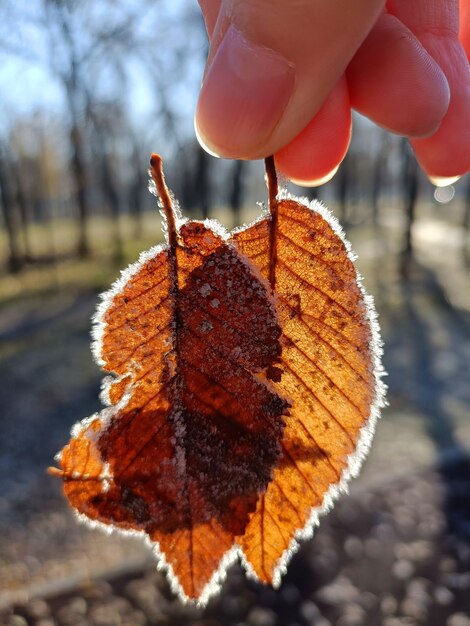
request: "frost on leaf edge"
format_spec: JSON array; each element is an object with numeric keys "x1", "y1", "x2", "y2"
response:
[
  {"x1": 69, "y1": 216, "x2": 254, "y2": 605},
  {"x1": 254, "y1": 191, "x2": 387, "y2": 588},
  {"x1": 64, "y1": 193, "x2": 386, "y2": 606}
]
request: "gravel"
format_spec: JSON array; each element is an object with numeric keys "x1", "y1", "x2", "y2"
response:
[{"x1": 1, "y1": 456, "x2": 469, "y2": 626}]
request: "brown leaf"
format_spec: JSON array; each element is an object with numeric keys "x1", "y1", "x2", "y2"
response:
[
  {"x1": 50, "y1": 155, "x2": 289, "y2": 601},
  {"x1": 49, "y1": 154, "x2": 385, "y2": 604},
  {"x1": 231, "y1": 158, "x2": 384, "y2": 584}
]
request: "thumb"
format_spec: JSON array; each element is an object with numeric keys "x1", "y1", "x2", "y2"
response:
[{"x1": 195, "y1": 0, "x2": 384, "y2": 160}]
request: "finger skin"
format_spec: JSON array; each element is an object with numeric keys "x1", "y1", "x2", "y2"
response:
[
  {"x1": 196, "y1": 0, "x2": 384, "y2": 159},
  {"x1": 388, "y1": 0, "x2": 470, "y2": 177},
  {"x1": 275, "y1": 77, "x2": 351, "y2": 186},
  {"x1": 196, "y1": 0, "x2": 469, "y2": 182},
  {"x1": 460, "y1": 0, "x2": 470, "y2": 57},
  {"x1": 347, "y1": 13, "x2": 450, "y2": 137},
  {"x1": 410, "y1": 39, "x2": 470, "y2": 177},
  {"x1": 198, "y1": 0, "x2": 221, "y2": 38}
]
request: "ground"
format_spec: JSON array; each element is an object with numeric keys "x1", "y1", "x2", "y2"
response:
[{"x1": 0, "y1": 203, "x2": 469, "y2": 625}]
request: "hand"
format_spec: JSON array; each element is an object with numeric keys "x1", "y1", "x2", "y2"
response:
[{"x1": 195, "y1": 0, "x2": 470, "y2": 186}]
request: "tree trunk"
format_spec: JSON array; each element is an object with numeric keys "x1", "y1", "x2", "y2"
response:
[
  {"x1": 371, "y1": 132, "x2": 388, "y2": 226},
  {"x1": 11, "y1": 159, "x2": 33, "y2": 261},
  {"x1": 129, "y1": 140, "x2": 145, "y2": 239},
  {"x1": 100, "y1": 150, "x2": 124, "y2": 264},
  {"x1": 0, "y1": 151, "x2": 22, "y2": 273},
  {"x1": 401, "y1": 141, "x2": 419, "y2": 279},
  {"x1": 307, "y1": 186, "x2": 321, "y2": 202},
  {"x1": 229, "y1": 160, "x2": 245, "y2": 227},
  {"x1": 70, "y1": 122, "x2": 90, "y2": 258},
  {"x1": 194, "y1": 145, "x2": 211, "y2": 220},
  {"x1": 337, "y1": 156, "x2": 350, "y2": 224}
]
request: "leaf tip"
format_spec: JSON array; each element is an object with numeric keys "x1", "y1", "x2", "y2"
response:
[
  {"x1": 149, "y1": 152, "x2": 177, "y2": 245},
  {"x1": 47, "y1": 466, "x2": 63, "y2": 478},
  {"x1": 150, "y1": 152, "x2": 162, "y2": 172}
]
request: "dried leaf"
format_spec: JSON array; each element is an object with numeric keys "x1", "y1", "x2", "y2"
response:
[
  {"x1": 231, "y1": 158, "x2": 385, "y2": 584},
  {"x1": 49, "y1": 155, "x2": 385, "y2": 604}
]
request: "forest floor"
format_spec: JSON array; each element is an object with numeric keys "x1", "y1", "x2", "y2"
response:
[{"x1": 0, "y1": 205, "x2": 469, "y2": 625}]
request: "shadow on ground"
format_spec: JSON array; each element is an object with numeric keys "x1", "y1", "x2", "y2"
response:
[{"x1": 1, "y1": 218, "x2": 470, "y2": 625}]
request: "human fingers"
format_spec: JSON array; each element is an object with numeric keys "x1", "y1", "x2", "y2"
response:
[
  {"x1": 195, "y1": 0, "x2": 384, "y2": 160},
  {"x1": 274, "y1": 77, "x2": 352, "y2": 186},
  {"x1": 388, "y1": 0, "x2": 470, "y2": 182},
  {"x1": 346, "y1": 12, "x2": 450, "y2": 137},
  {"x1": 198, "y1": 0, "x2": 221, "y2": 38},
  {"x1": 460, "y1": 0, "x2": 470, "y2": 58}
]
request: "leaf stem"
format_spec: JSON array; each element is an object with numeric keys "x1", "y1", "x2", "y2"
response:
[
  {"x1": 265, "y1": 156, "x2": 278, "y2": 290},
  {"x1": 150, "y1": 153, "x2": 178, "y2": 249},
  {"x1": 150, "y1": 154, "x2": 191, "y2": 532},
  {"x1": 265, "y1": 155, "x2": 278, "y2": 210},
  {"x1": 150, "y1": 153, "x2": 181, "y2": 395}
]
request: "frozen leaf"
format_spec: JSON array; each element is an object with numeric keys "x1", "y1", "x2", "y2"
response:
[
  {"x1": 231, "y1": 157, "x2": 385, "y2": 584},
  {"x1": 49, "y1": 155, "x2": 289, "y2": 602},
  {"x1": 49, "y1": 155, "x2": 385, "y2": 604}
]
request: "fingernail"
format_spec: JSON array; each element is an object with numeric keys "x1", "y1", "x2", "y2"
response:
[
  {"x1": 428, "y1": 174, "x2": 462, "y2": 187},
  {"x1": 195, "y1": 25, "x2": 295, "y2": 158}
]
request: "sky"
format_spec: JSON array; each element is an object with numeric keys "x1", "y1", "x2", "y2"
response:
[{"x1": 0, "y1": 0, "x2": 204, "y2": 141}]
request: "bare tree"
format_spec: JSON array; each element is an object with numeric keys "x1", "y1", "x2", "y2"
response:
[
  {"x1": 371, "y1": 131, "x2": 389, "y2": 226},
  {"x1": 0, "y1": 0, "x2": 233, "y2": 255},
  {"x1": 1, "y1": 0, "x2": 144, "y2": 257},
  {"x1": 10, "y1": 157, "x2": 33, "y2": 261},
  {"x1": 128, "y1": 135, "x2": 147, "y2": 240},
  {"x1": 400, "y1": 139, "x2": 419, "y2": 278},
  {"x1": 139, "y1": 4, "x2": 212, "y2": 216},
  {"x1": 307, "y1": 186, "x2": 321, "y2": 202},
  {"x1": 193, "y1": 146, "x2": 212, "y2": 220},
  {"x1": 336, "y1": 154, "x2": 351, "y2": 224},
  {"x1": 228, "y1": 160, "x2": 246, "y2": 227},
  {"x1": 87, "y1": 100, "x2": 126, "y2": 263},
  {"x1": 41, "y1": 0, "x2": 92, "y2": 257},
  {"x1": 0, "y1": 144, "x2": 22, "y2": 272}
]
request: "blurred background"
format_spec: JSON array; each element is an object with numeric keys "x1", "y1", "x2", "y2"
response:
[{"x1": 1, "y1": 1, "x2": 470, "y2": 625}]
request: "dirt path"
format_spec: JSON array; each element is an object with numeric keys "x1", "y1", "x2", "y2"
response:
[
  {"x1": 1, "y1": 221, "x2": 469, "y2": 624},
  {"x1": 2, "y1": 456, "x2": 470, "y2": 626}
]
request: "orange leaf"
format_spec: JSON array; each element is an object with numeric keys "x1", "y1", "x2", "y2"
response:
[
  {"x1": 232, "y1": 157, "x2": 385, "y2": 584},
  {"x1": 49, "y1": 154, "x2": 385, "y2": 604}
]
